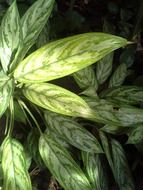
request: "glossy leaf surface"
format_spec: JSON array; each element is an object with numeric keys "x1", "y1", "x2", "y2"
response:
[
  {"x1": 109, "y1": 63, "x2": 127, "y2": 88},
  {"x1": 101, "y1": 86, "x2": 143, "y2": 105},
  {"x1": 73, "y1": 66, "x2": 98, "y2": 90},
  {"x1": 23, "y1": 83, "x2": 94, "y2": 118},
  {"x1": 44, "y1": 111, "x2": 103, "y2": 153},
  {"x1": 0, "y1": 72, "x2": 13, "y2": 118},
  {"x1": 96, "y1": 53, "x2": 113, "y2": 85},
  {"x1": 0, "y1": 1, "x2": 22, "y2": 72},
  {"x1": 21, "y1": 0, "x2": 54, "y2": 55},
  {"x1": 1, "y1": 137, "x2": 32, "y2": 190},
  {"x1": 82, "y1": 152, "x2": 108, "y2": 190},
  {"x1": 111, "y1": 139, "x2": 135, "y2": 190},
  {"x1": 14, "y1": 33, "x2": 127, "y2": 83},
  {"x1": 39, "y1": 133, "x2": 92, "y2": 190}
]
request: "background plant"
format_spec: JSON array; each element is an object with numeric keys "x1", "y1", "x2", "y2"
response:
[{"x1": 0, "y1": 0, "x2": 143, "y2": 190}]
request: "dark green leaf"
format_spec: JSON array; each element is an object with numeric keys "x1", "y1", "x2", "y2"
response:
[
  {"x1": 111, "y1": 139, "x2": 135, "y2": 190},
  {"x1": 82, "y1": 152, "x2": 108, "y2": 190},
  {"x1": 39, "y1": 133, "x2": 92, "y2": 190},
  {"x1": 127, "y1": 124, "x2": 143, "y2": 144},
  {"x1": 109, "y1": 63, "x2": 127, "y2": 88},
  {"x1": 96, "y1": 53, "x2": 113, "y2": 85},
  {"x1": 44, "y1": 111, "x2": 103, "y2": 153}
]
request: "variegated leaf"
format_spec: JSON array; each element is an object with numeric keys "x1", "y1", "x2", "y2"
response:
[
  {"x1": 21, "y1": 0, "x2": 54, "y2": 55},
  {"x1": 73, "y1": 66, "x2": 98, "y2": 91},
  {"x1": 96, "y1": 53, "x2": 113, "y2": 85},
  {"x1": 27, "y1": 129, "x2": 45, "y2": 168},
  {"x1": 0, "y1": 72, "x2": 13, "y2": 117},
  {"x1": 99, "y1": 131, "x2": 114, "y2": 171},
  {"x1": 0, "y1": 1, "x2": 22, "y2": 72},
  {"x1": 109, "y1": 63, "x2": 127, "y2": 88},
  {"x1": 100, "y1": 86, "x2": 143, "y2": 105},
  {"x1": 39, "y1": 133, "x2": 92, "y2": 190},
  {"x1": 111, "y1": 139, "x2": 135, "y2": 190},
  {"x1": 14, "y1": 33, "x2": 127, "y2": 83},
  {"x1": 44, "y1": 111, "x2": 103, "y2": 153},
  {"x1": 23, "y1": 83, "x2": 95, "y2": 118},
  {"x1": 127, "y1": 124, "x2": 143, "y2": 144},
  {"x1": 100, "y1": 124, "x2": 127, "y2": 135},
  {"x1": 84, "y1": 97, "x2": 143, "y2": 126},
  {"x1": 82, "y1": 152, "x2": 108, "y2": 190},
  {"x1": 1, "y1": 137, "x2": 32, "y2": 190}
]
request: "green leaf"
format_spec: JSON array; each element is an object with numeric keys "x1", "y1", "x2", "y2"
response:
[
  {"x1": 0, "y1": 72, "x2": 13, "y2": 118},
  {"x1": 84, "y1": 97, "x2": 143, "y2": 126},
  {"x1": 109, "y1": 63, "x2": 127, "y2": 88},
  {"x1": 82, "y1": 152, "x2": 108, "y2": 190},
  {"x1": 14, "y1": 101, "x2": 26, "y2": 124},
  {"x1": 100, "y1": 124, "x2": 127, "y2": 135},
  {"x1": 44, "y1": 111, "x2": 103, "y2": 153},
  {"x1": 127, "y1": 124, "x2": 143, "y2": 144},
  {"x1": 14, "y1": 33, "x2": 127, "y2": 83},
  {"x1": 99, "y1": 131, "x2": 114, "y2": 171},
  {"x1": 0, "y1": 1, "x2": 22, "y2": 73},
  {"x1": 27, "y1": 129, "x2": 45, "y2": 168},
  {"x1": 39, "y1": 133, "x2": 92, "y2": 190},
  {"x1": 1, "y1": 137, "x2": 32, "y2": 190},
  {"x1": 23, "y1": 83, "x2": 94, "y2": 118},
  {"x1": 96, "y1": 53, "x2": 113, "y2": 85},
  {"x1": 21, "y1": 0, "x2": 55, "y2": 56},
  {"x1": 101, "y1": 86, "x2": 143, "y2": 105},
  {"x1": 73, "y1": 66, "x2": 98, "y2": 91},
  {"x1": 111, "y1": 139, "x2": 135, "y2": 190}
]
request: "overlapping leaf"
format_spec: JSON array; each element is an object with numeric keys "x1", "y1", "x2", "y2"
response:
[
  {"x1": 1, "y1": 137, "x2": 32, "y2": 190},
  {"x1": 100, "y1": 86, "x2": 143, "y2": 105},
  {"x1": 109, "y1": 63, "x2": 127, "y2": 88},
  {"x1": 0, "y1": 1, "x2": 22, "y2": 73},
  {"x1": 21, "y1": 0, "x2": 55, "y2": 55},
  {"x1": 111, "y1": 139, "x2": 135, "y2": 190},
  {"x1": 82, "y1": 152, "x2": 108, "y2": 190},
  {"x1": 84, "y1": 97, "x2": 143, "y2": 126},
  {"x1": 0, "y1": 72, "x2": 13, "y2": 118},
  {"x1": 23, "y1": 83, "x2": 95, "y2": 118},
  {"x1": 14, "y1": 33, "x2": 127, "y2": 83},
  {"x1": 44, "y1": 111, "x2": 103, "y2": 153},
  {"x1": 96, "y1": 53, "x2": 113, "y2": 85},
  {"x1": 39, "y1": 133, "x2": 92, "y2": 190},
  {"x1": 73, "y1": 66, "x2": 98, "y2": 91},
  {"x1": 127, "y1": 124, "x2": 143, "y2": 144}
]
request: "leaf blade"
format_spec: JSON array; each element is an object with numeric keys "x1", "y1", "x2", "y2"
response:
[
  {"x1": 39, "y1": 133, "x2": 92, "y2": 190},
  {"x1": 14, "y1": 33, "x2": 127, "y2": 83},
  {"x1": 1, "y1": 137, "x2": 32, "y2": 190}
]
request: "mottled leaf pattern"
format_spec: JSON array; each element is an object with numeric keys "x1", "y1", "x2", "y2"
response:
[
  {"x1": 27, "y1": 129, "x2": 45, "y2": 168},
  {"x1": 84, "y1": 97, "x2": 143, "y2": 126},
  {"x1": 1, "y1": 137, "x2": 32, "y2": 190},
  {"x1": 82, "y1": 152, "x2": 108, "y2": 190},
  {"x1": 101, "y1": 124, "x2": 126, "y2": 135},
  {"x1": 101, "y1": 86, "x2": 143, "y2": 105},
  {"x1": 44, "y1": 111, "x2": 103, "y2": 153},
  {"x1": 14, "y1": 33, "x2": 127, "y2": 83},
  {"x1": 39, "y1": 133, "x2": 92, "y2": 190},
  {"x1": 0, "y1": 1, "x2": 22, "y2": 72},
  {"x1": 109, "y1": 63, "x2": 127, "y2": 88},
  {"x1": 73, "y1": 66, "x2": 98, "y2": 90},
  {"x1": 21, "y1": 0, "x2": 54, "y2": 55},
  {"x1": 0, "y1": 72, "x2": 13, "y2": 118},
  {"x1": 23, "y1": 83, "x2": 94, "y2": 118},
  {"x1": 96, "y1": 53, "x2": 113, "y2": 85},
  {"x1": 111, "y1": 139, "x2": 135, "y2": 190},
  {"x1": 127, "y1": 124, "x2": 143, "y2": 144}
]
